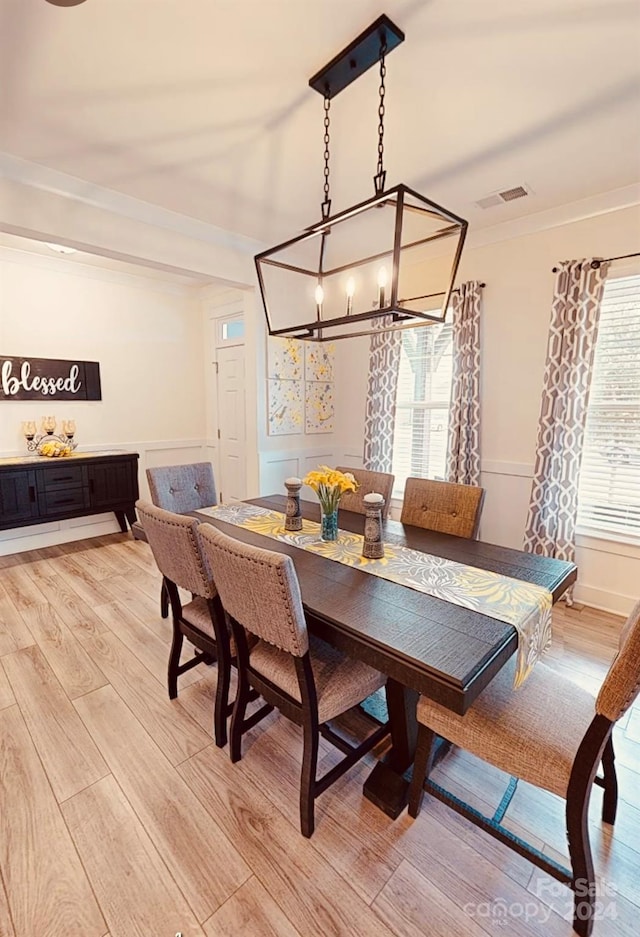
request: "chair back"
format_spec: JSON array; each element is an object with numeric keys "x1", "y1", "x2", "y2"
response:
[
  {"x1": 146, "y1": 462, "x2": 217, "y2": 513},
  {"x1": 136, "y1": 500, "x2": 215, "y2": 598},
  {"x1": 400, "y1": 477, "x2": 484, "y2": 538},
  {"x1": 335, "y1": 466, "x2": 394, "y2": 519},
  {"x1": 198, "y1": 524, "x2": 308, "y2": 657},
  {"x1": 596, "y1": 599, "x2": 640, "y2": 722}
]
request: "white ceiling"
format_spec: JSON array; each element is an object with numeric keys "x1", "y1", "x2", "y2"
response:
[{"x1": 1, "y1": 0, "x2": 640, "y2": 245}]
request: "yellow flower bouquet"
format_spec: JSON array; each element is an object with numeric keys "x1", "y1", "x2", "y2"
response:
[{"x1": 303, "y1": 465, "x2": 358, "y2": 541}]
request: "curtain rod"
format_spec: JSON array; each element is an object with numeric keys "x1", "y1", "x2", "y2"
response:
[{"x1": 552, "y1": 251, "x2": 640, "y2": 273}]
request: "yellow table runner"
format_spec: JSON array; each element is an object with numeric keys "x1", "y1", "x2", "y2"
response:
[{"x1": 200, "y1": 504, "x2": 552, "y2": 688}]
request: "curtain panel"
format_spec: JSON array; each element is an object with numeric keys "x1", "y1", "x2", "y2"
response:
[
  {"x1": 446, "y1": 281, "x2": 483, "y2": 486},
  {"x1": 523, "y1": 259, "x2": 610, "y2": 573},
  {"x1": 363, "y1": 317, "x2": 402, "y2": 473}
]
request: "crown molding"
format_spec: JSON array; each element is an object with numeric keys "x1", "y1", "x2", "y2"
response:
[
  {"x1": 466, "y1": 183, "x2": 640, "y2": 250},
  {"x1": 0, "y1": 241, "x2": 198, "y2": 296},
  {"x1": 0, "y1": 151, "x2": 264, "y2": 255}
]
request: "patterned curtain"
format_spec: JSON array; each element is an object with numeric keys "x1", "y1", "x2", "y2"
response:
[
  {"x1": 523, "y1": 259, "x2": 610, "y2": 577},
  {"x1": 447, "y1": 281, "x2": 483, "y2": 485},
  {"x1": 363, "y1": 318, "x2": 402, "y2": 473}
]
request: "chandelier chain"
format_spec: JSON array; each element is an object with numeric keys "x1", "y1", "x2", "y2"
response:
[
  {"x1": 321, "y1": 94, "x2": 332, "y2": 219},
  {"x1": 375, "y1": 35, "x2": 388, "y2": 194}
]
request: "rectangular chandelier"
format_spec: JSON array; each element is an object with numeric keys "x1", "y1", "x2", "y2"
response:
[
  {"x1": 255, "y1": 15, "x2": 468, "y2": 342},
  {"x1": 255, "y1": 184, "x2": 467, "y2": 341}
]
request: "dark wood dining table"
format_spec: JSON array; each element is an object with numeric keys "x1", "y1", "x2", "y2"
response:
[{"x1": 194, "y1": 494, "x2": 577, "y2": 818}]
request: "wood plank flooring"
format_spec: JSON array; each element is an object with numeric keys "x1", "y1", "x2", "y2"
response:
[{"x1": 0, "y1": 533, "x2": 638, "y2": 937}]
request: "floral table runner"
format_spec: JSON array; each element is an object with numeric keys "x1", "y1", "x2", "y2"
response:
[{"x1": 199, "y1": 503, "x2": 552, "y2": 688}]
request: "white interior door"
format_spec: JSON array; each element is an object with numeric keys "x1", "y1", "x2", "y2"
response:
[{"x1": 216, "y1": 345, "x2": 246, "y2": 502}]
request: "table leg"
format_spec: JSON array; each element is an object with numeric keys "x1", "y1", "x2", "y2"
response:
[{"x1": 363, "y1": 679, "x2": 418, "y2": 819}]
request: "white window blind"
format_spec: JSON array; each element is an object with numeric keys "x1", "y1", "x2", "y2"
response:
[
  {"x1": 391, "y1": 318, "x2": 453, "y2": 496},
  {"x1": 577, "y1": 274, "x2": 640, "y2": 541}
]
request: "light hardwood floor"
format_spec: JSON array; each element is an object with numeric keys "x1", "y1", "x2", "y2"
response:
[{"x1": 0, "y1": 533, "x2": 638, "y2": 937}]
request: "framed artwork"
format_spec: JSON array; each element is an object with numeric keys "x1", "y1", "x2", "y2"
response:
[
  {"x1": 305, "y1": 343, "x2": 335, "y2": 382},
  {"x1": 268, "y1": 337, "x2": 304, "y2": 381},
  {"x1": 267, "y1": 379, "x2": 304, "y2": 435},
  {"x1": 305, "y1": 381, "x2": 334, "y2": 434}
]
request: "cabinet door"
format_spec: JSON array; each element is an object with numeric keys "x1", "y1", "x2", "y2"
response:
[
  {"x1": 0, "y1": 470, "x2": 39, "y2": 526},
  {"x1": 88, "y1": 460, "x2": 138, "y2": 508}
]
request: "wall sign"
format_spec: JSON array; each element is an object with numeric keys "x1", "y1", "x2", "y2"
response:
[{"x1": 0, "y1": 356, "x2": 102, "y2": 401}]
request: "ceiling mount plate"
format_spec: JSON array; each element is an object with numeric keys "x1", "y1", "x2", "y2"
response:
[{"x1": 309, "y1": 14, "x2": 405, "y2": 99}]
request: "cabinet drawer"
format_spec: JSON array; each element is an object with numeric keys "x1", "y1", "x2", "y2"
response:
[
  {"x1": 42, "y1": 486, "x2": 89, "y2": 515},
  {"x1": 41, "y1": 464, "x2": 87, "y2": 490}
]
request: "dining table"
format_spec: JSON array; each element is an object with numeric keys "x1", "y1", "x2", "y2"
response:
[{"x1": 194, "y1": 494, "x2": 577, "y2": 818}]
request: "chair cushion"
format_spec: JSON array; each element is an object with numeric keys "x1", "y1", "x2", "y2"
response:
[
  {"x1": 417, "y1": 658, "x2": 596, "y2": 797},
  {"x1": 182, "y1": 597, "x2": 218, "y2": 642},
  {"x1": 249, "y1": 635, "x2": 386, "y2": 724}
]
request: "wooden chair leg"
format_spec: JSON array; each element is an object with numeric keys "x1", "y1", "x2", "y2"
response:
[
  {"x1": 167, "y1": 625, "x2": 183, "y2": 699},
  {"x1": 601, "y1": 736, "x2": 618, "y2": 825},
  {"x1": 408, "y1": 725, "x2": 436, "y2": 819},
  {"x1": 566, "y1": 788, "x2": 596, "y2": 937},
  {"x1": 160, "y1": 581, "x2": 169, "y2": 619},
  {"x1": 213, "y1": 643, "x2": 231, "y2": 749},
  {"x1": 229, "y1": 669, "x2": 251, "y2": 763},
  {"x1": 300, "y1": 716, "x2": 320, "y2": 838}
]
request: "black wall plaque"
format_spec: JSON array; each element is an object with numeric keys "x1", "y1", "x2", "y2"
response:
[{"x1": 0, "y1": 356, "x2": 102, "y2": 401}]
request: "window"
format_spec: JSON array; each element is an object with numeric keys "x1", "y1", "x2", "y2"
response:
[
  {"x1": 391, "y1": 316, "x2": 453, "y2": 496},
  {"x1": 577, "y1": 274, "x2": 640, "y2": 541},
  {"x1": 217, "y1": 315, "x2": 244, "y2": 346}
]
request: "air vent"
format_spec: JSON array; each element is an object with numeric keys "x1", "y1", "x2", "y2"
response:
[
  {"x1": 475, "y1": 184, "x2": 532, "y2": 209},
  {"x1": 499, "y1": 185, "x2": 529, "y2": 202}
]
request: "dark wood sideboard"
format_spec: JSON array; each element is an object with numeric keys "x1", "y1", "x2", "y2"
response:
[{"x1": 0, "y1": 451, "x2": 139, "y2": 533}]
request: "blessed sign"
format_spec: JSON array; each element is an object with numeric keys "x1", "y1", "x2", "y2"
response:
[{"x1": 0, "y1": 356, "x2": 102, "y2": 401}]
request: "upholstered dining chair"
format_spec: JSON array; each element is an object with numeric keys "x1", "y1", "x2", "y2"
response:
[
  {"x1": 407, "y1": 599, "x2": 640, "y2": 937},
  {"x1": 136, "y1": 500, "x2": 233, "y2": 748},
  {"x1": 335, "y1": 466, "x2": 394, "y2": 519},
  {"x1": 198, "y1": 523, "x2": 390, "y2": 838},
  {"x1": 400, "y1": 477, "x2": 484, "y2": 538},
  {"x1": 146, "y1": 462, "x2": 218, "y2": 618}
]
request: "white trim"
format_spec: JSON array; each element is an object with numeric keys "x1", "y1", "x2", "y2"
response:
[
  {"x1": 0, "y1": 243, "x2": 198, "y2": 295},
  {"x1": 0, "y1": 152, "x2": 263, "y2": 255},
  {"x1": 576, "y1": 529, "x2": 640, "y2": 558},
  {"x1": 1, "y1": 153, "x2": 636, "y2": 263},
  {"x1": 480, "y1": 460, "x2": 534, "y2": 478},
  {"x1": 466, "y1": 183, "x2": 640, "y2": 251},
  {"x1": 571, "y1": 584, "x2": 636, "y2": 618}
]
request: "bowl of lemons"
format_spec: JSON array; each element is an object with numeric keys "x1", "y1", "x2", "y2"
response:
[{"x1": 38, "y1": 440, "x2": 73, "y2": 458}]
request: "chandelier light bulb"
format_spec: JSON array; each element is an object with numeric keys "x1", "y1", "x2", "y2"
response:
[
  {"x1": 345, "y1": 277, "x2": 355, "y2": 315},
  {"x1": 377, "y1": 267, "x2": 388, "y2": 308}
]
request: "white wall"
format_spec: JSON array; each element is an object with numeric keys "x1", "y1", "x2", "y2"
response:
[
  {"x1": 333, "y1": 204, "x2": 640, "y2": 614},
  {"x1": 0, "y1": 246, "x2": 208, "y2": 553}
]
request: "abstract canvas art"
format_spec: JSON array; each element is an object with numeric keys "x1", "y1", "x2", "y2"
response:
[
  {"x1": 268, "y1": 337, "x2": 304, "y2": 381},
  {"x1": 267, "y1": 379, "x2": 304, "y2": 436},
  {"x1": 305, "y1": 381, "x2": 334, "y2": 434},
  {"x1": 266, "y1": 337, "x2": 335, "y2": 436}
]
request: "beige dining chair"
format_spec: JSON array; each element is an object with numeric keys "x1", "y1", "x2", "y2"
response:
[
  {"x1": 335, "y1": 466, "x2": 394, "y2": 519},
  {"x1": 198, "y1": 522, "x2": 390, "y2": 838},
  {"x1": 145, "y1": 462, "x2": 218, "y2": 617},
  {"x1": 407, "y1": 599, "x2": 640, "y2": 937},
  {"x1": 400, "y1": 477, "x2": 484, "y2": 538},
  {"x1": 136, "y1": 500, "x2": 233, "y2": 748}
]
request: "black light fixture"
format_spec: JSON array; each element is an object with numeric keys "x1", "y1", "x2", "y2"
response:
[
  {"x1": 45, "y1": 1, "x2": 88, "y2": 6},
  {"x1": 255, "y1": 15, "x2": 468, "y2": 343}
]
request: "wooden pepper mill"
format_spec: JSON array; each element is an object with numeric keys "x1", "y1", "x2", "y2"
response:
[
  {"x1": 362, "y1": 492, "x2": 385, "y2": 559},
  {"x1": 284, "y1": 477, "x2": 303, "y2": 531}
]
